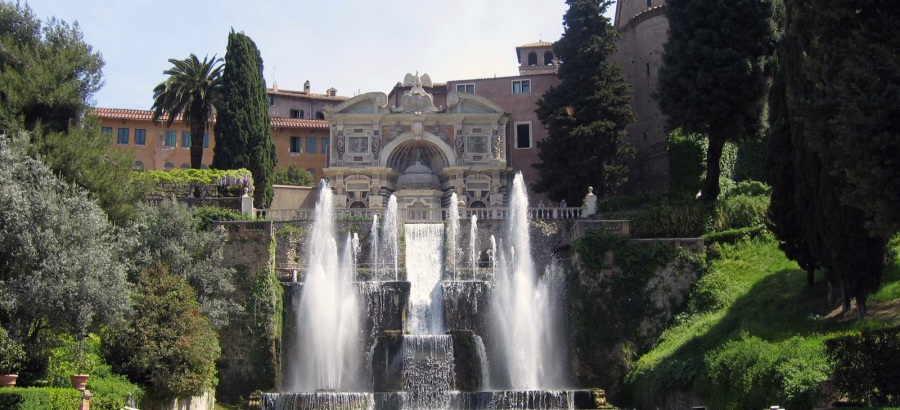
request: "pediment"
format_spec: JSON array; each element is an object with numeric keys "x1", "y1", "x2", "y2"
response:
[
  {"x1": 330, "y1": 92, "x2": 389, "y2": 115},
  {"x1": 448, "y1": 92, "x2": 505, "y2": 114}
]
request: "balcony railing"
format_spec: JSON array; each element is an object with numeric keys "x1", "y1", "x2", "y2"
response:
[{"x1": 262, "y1": 206, "x2": 584, "y2": 222}]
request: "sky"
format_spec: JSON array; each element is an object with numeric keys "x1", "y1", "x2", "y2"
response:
[{"x1": 23, "y1": 0, "x2": 617, "y2": 110}]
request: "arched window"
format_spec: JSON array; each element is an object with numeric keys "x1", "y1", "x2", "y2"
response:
[
  {"x1": 164, "y1": 162, "x2": 174, "y2": 169},
  {"x1": 200, "y1": 164, "x2": 209, "y2": 169},
  {"x1": 527, "y1": 52, "x2": 538, "y2": 66},
  {"x1": 133, "y1": 161, "x2": 144, "y2": 171},
  {"x1": 469, "y1": 200, "x2": 487, "y2": 208},
  {"x1": 306, "y1": 168, "x2": 315, "y2": 175},
  {"x1": 544, "y1": 51, "x2": 555, "y2": 65},
  {"x1": 349, "y1": 200, "x2": 367, "y2": 209},
  {"x1": 181, "y1": 163, "x2": 190, "y2": 169}
]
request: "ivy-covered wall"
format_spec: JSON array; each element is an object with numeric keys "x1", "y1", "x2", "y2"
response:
[
  {"x1": 215, "y1": 221, "x2": 282, "y2": 405},
  {"x1": 570, "y1": 230, "x2": 705, "y2": 404}
]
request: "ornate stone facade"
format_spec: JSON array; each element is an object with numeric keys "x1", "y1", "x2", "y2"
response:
[{"x1": 324, "y1": 73, "x2": 511, "y2": 217}]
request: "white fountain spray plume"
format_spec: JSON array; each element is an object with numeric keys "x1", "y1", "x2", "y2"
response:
[
  {"x1": 383, "y1": 195, "x2": 400, "y2": 281},
  {"x1": 489, "y1": 235, "x2": 497, "y2": 277},
  {"x1": 491, "y1": 172, "x2": 566, "y2": 390},
  {"x1": 405, "y1": 223, "x2": 445, "y2": 334},
  {"x1": 447, "y1": 193, "x2": 460, "y2": 280},
  {"x1": 470, "y1": 214, "x2": 480, "y2": 277},
  {"x1": 290, "y1": 179, "x2": 362, "y2": 392},
  {"x1": 369, "y1": 215, "x2": 380, "y2": 280},
  {"x1": 351, "y1": 232, "x2": 360, "y2": 279}
]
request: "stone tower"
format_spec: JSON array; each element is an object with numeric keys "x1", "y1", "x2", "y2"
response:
[{"x1": 611, "y1": 0, "x2": 670, "y2": 193}]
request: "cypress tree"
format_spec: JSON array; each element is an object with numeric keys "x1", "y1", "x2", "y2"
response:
[
  {"x1": 657, "y1": 0, "x2": 779, "y2": 201},
  {"x1": 780, "y1": 0, "x2": 888, "y2": 318},
  {"x1": 533, "y1": 0, "x2": 635, "y2": 204},
  {"x1": 213, "y1": 30, "x2": 277, "y2": 207}
]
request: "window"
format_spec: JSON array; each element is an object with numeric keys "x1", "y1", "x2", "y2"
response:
[
  {"x1": 134, "y1": 161, "x2": 144, "y2": 171},
  {"x1": 515, "y1": 122, "x2": 532, "y2": 149},
  {"x1": 306, "y1": 137, "x2": 317, "y2": 154},
  {"x1": 290, "y1": 136, "x2": 301, "y2": 153},
  {"x1": 321, "y1": 138, "x2": 330, "y2": 155},
  {"x1": 135, "y1": 129, "x2": 146, "y2": 145},
  {"x1": 181, "y1": 163, "x2": 190, "y2": 169},
  {"x1": 181, "y1": 131, "x2": 191, "y2": 147},
  {"x1": 289, "y1": 109, "x2": 302, "y2": 119},
  {"x1": 307, "y1": 168, "x2": 315, "y2": 175},
  {"x1": 544, "y1": 51, "x2": 554, "y2": 65},
  {"x1": 165, "y1": 130, "x2": 176, "y2": 147},
  {"x1": 455, "y1": 83, "x2": 474, "y2": 93},
  {"x1": 164, "y1": 162, "x2": 174, "y2": 169},
  {"x1": 512, "y1": 80, "x2": 531, "y2": 94},
  {"x1": 527, "y1": 51, "x2": 538, "y2": 66},
  {"x1": 647, "y1": 0, "x2": 652, "y2": 6},
  {"x1": 267, "y1": 95, "x2": 274, "y2": 106},
  {"x1": 101, "y1": 127, "x2": 113, "y2": 137},
  {"x1": 315, "y1": 111, "x2": 325, "y2": 120},
  {"x1": 117, "y1": 128, "x2": 129, "y2": 144},
  {"x1": 646, "y1": 63, "x2": 651, "y2": 78},
  {"x1": 203, "y1": 132, "x2": 209, "y2": 148},
  {"x1": 200, "y1": 164, "x2": 209, "y2": 169}
]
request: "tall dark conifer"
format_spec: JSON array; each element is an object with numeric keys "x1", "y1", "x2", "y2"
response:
[
  {"x1": 533, "y1": 0, "x2": 635, "y2": 203},
  {"x1": 657, "y1": 0, "x2": 779, "y2": 201},
  {"x1": 212, "y1": 30, "x2": 277, "y2": 207}
]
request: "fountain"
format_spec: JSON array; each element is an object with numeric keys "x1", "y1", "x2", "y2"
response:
[{"x1": 265, "y1": 173, "x2": 592, "y2": 410}]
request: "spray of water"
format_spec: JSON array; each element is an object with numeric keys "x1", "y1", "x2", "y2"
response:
[
  {"x1": 289, "y1": 179, "x2": 362, "y2": 391},
  {"x1": 446, "y1": 193, "x2": 461, "y2": 280},
  {"x1": 383, "y1": 195, "x2": 400, "y2": 281},
  {"x1": 470, "y1": 214, "x2": 480, "y2": 276},
  {"x1": 369, "y1": 215, "x2": 380, "y2": 280},
  {"x1": 491, "y1": 172, "x2": 567, "y2": 390}
]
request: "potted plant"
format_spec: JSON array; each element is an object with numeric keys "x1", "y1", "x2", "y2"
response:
[
  {"x1": 0, "y1": 328, "x2": 25, "y2": 387},
  {"x1": 69, "y1": 336, "x2": 91, "y2": 390}
]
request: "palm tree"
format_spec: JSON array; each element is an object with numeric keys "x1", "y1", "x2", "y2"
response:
[{"x1": 151, "y1": 54, "x2": 223, "y2": 169}]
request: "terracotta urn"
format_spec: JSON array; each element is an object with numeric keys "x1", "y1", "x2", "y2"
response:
[
  {"x1": 0, "y1": 374, "x2": 17, "y2": 387},
  {"x1": 70, "y1": 374, "x2": 89, "y2": 390}
]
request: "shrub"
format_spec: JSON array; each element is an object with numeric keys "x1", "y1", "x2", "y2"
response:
[
  {"x1": 0, "y1": 328, "x2": 25, "y2": 374},
  {"x1": 89, "y1": 375, "x2": 144, "y2": 410},
  {"x1": 826, "y1": 327, "x2": 900, "y2": 406},
  {"x1": 194, "y1": 206, "x2": 253, "y2": 231},
  {"x1": 0, "y1": 387, "x2": 81, "y2": 410},
  {"x1": 46, "y1": 333, "x2": 106, "y2": 387},
  {"x1": 702, "y1": 225, "x2": 768, "y2": 246},
  {"x1": 273, "y1": 164, "x2": 313, "y2": 187}
]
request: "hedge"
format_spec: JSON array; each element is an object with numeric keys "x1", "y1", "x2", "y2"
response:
[
  {"x1": 0, "y1": 387, "x2": 82, "y2": 410},
  {"x1": 826, "y1": 327, "x2": 900, "y2": 406}
]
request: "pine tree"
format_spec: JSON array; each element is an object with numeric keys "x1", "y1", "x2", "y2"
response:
[
  {"x1": 657, "y1": 0, "x2": 779, "y2": 201},
  {"x1": 212, "y1": 30, "x2": 277, "y2": 207},
  {"x1": 533, "y1": 0, "x2": 635, "y2": 204}
]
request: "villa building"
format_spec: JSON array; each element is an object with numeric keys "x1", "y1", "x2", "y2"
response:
[{"x1": 95, "y1": 0, "x2": 670, "y2": 205}]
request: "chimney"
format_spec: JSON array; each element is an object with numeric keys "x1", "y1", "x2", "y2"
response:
[{"x1": 304, "y1": 80, "x2": 310, "y2": 93}]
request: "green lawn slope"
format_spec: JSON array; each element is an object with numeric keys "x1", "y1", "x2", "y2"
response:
[{"x1": 626, "y1": 235, "x2": 900, "y2": 409}]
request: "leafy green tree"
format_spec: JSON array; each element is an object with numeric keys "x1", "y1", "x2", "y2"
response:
[
  {"x1": 533, "y1": 0, "x2": 635, "y2": 203},
  {"x1": 151, "y1": 54, "x2": 223, "y2": 169},
  {"x1": 32, "y1": 120, "x2": 151, "y2": 225},
  {"x1": 0, "y1": 133, "x2": 129, "y2": 359},
  {"x1": 273, "y1": 164, "x2": 314, "y2": 187},
  {"x1": 120, "y1": 199, "x2": 238, "y2": 328},
  {"x1": 657, "y1": 0, "x2": 779, "y2": 201},
  {"x1": 213, "y1": 30, "x2": 276, "y2": 208},
  {"x1": 103, "y1": 264, "x2": 219, "y2": 402},
  {"x1": 0, "y1": 2, "x2": 103, "y2": 133}
]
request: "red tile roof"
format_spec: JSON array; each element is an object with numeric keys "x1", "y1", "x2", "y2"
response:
[{"x1": 90, "y1": 108, "x2": 329, "y2": 129}]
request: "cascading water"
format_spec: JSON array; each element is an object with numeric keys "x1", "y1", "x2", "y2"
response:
[
  {"x1": 383, "y1": 195, "x2": 400, "y2": 281},
  {"x1": 401, "y1": 335, "x2": 456, "y2": 409},
  {"x1": 491, "y1": 172, "x2": 567, "y2": 390},
  {"x1": 469, "y1": 215, "x2": 480, "y2": 276},
  {"x1": 369, "y1": 215, "x2": 380, "y2": 280},
  {"x1": 447, "y1": 193, "x2": 461, "y2": 280},
  {"x1": 287, "y1": 179, "x2": 362, "y2": 392},
  {"x1": 405, "y1": 223, "x2": 445, "y2": 334}
]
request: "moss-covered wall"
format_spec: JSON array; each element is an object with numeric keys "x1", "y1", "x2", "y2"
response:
[
  {"x1": 570, "y1": 230, "x2": 704, "y2": 404},
  {"x1": 215, "y1": 221, "x2": 283, "y2": 405}
]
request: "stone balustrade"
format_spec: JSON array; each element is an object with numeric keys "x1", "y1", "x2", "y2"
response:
[{"x1": 262, "y1": 206, "x2": 583, "y2": 222}]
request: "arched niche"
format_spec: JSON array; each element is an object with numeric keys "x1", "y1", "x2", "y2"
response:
[{"x1": 380, "y1": 132, "x2": 456, "y2": 171}]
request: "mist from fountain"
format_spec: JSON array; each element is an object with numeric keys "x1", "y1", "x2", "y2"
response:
[
  {"x1": 491, "y1": 172, "x2": 567, "y2": 390},
  {"x1": 446, "y1": 193, "x2": 461, "y2": 280},
  {"x1": 405, "y1": 223, "x2": 445, "y2": 334},
  {"x1": 288, "y1": 179, "x2": 363, "y2": 392},
  {"x1": 383, "y1": 195, "x2": 400, "y2": 280}
]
